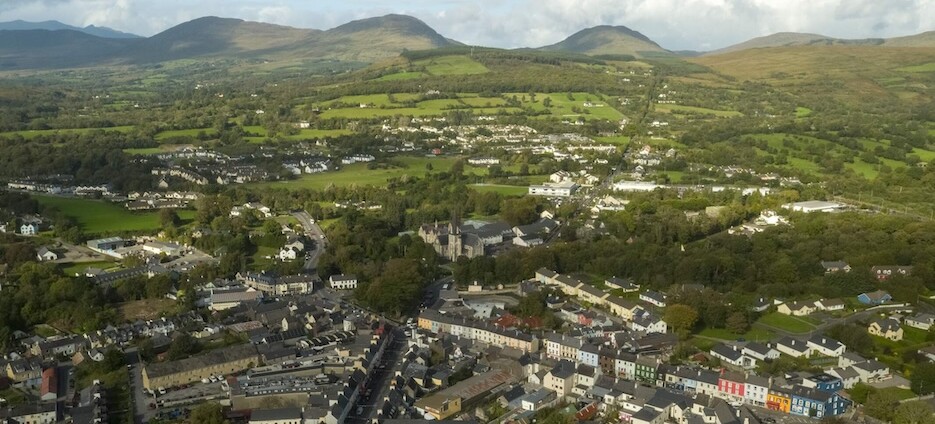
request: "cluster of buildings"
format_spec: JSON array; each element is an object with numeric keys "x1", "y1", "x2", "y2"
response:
[
  {"x1": 418, "y1": 217, "x2": 559, "y2": 261},
  {"x1": 7, "y1": 179, "x2": 111, "y2": 197},
  {"x1": 125, "y1": 190, "x2": 203, "y2": 210}
]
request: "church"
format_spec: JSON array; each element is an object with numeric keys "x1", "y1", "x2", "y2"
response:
[{"x1": 418, "y1": 220, "x2": 485, "y2": 261}]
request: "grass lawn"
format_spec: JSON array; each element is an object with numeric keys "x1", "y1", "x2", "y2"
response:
[
  {"x1": 509, "y1": 92, "x2": 625, "y2": 121},
  {"x1": 61, "y1": 261, "x2": 120, "y2": 277},
  {"x1": 35, "y1": 195, "x2": 196, "y2": 234},
  {"x1": 252, "y1": 128, "x2": 352, "y2": 142},
  {"x1": 317, "y1": 218, "x2": 339, "y2": 229},
  {"x1": 795, "y1": 107, "x2": 813, "y2": 117},
  {"x1": 416, "y1": 55, "x2": 489, "y2": 75},
  {"x1": 155, "y1": 128, "x2": 216, "y2": 140},
  {"x1": 756, "y1": 312, "x2": 818, "y2": 334},
  {"x1": 122, "y1": 147, "x2": 165, "y2": 155},
  {"x1": 897, "y1": 62, "x2": 935, "y2": 73},
  {"x1": 911, "y1": 147, "x2": 935, "y2": 162},
  {"x1": 656, "y1": 104, "x2": 742, "y2": 117},
  {"x1": 880, "y1": 387, "x2": 917, "y2": 400},
  {"x1": 468, "y1": 184, "x2": 529, "y2": 196},
  {"x1": 249, "y1": 245, "x2": 280, "y2": 271},
  {"x1": 0, "y1": 126, "x2": 135, "y2": 139},
  {"x1": 697, "y1": 326, "x2": 775, "y2": 342}
]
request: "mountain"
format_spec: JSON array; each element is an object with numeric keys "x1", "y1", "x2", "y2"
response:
[
  {"x1": 0, "y1": 19, "x2": 140, "y2": 38},
  {"x1": 123, "y1": 16, "x2": 316, "y2": 63},
  {"x1": 0, "y1": 30, "x2": 134, "y2": 69},
  {"x1": 539, "y1": 25, "x2": 667, "y2": 57},
  {"x1": 297, "y1": 14, "x2": 458, "y2": 62},
  {"x1": 708, "y1": 31, "x2": 935, "y2": 55}
]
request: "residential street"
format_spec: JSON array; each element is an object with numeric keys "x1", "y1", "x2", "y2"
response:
[{"x1": 293, "y1": 210, "x2": 327, "y2": 272}]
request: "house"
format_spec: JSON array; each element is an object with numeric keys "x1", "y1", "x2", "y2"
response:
[
  {"x1": 605, "y1": 277, "x2": 639, "y2": 292},
  {"x1": 19, "y1": 222, "x2": 39, "y2": 235},
  {"x1": 814, "y1": 299, "x2": 845, "y2": 312},
  {"x1": 710, "y1": 344, "x2": 755, "y2": 369},
  {"x1": 789, "y1": 384, "x2": 850, "y2": 418},
  {"x1": 905, "y1": 313, "x2": 935, "y2": 331},
  {"x1": 278, "y1": 246, "x2": 301, "y2": 261},
  {"x1": 866, "y1": 317, "x2": 903, "y2": 341},
  {"x1": 918, "y1": 345, "x2": 935, "y2": 362},
  {"x1": 744, "y1": 374, "x2": 770, "y2": 407},
  {"x1": 329, "y1": 274, "x2": 358, "y2": 290},
  {"x1": 640, "y1": 290, "x2": 667, "y2": 308},
  {"x1": 852, "y1": 360, "x2": 890, "y2": 383},
  {"x1": 513, "y1": 234, "x2": 543, "y2": 247},
  {"x1": 807, "y1": 335, "x2": 846, "y2": 358},
  {"x1": 777, "y1": 301, "x2": 816, "y2": 316},
  {"x1": 630, "y1": 315, "x2": 667, "y2": 334},
  {"x1": 751, "y1": 298, "x2": 771, "y2": 313},
  {"x1": 775, "y1": 337, "x2": 810, "y2": 358},
  {"x1": 36, "y1": 247, "x2": 58, "y2": 262},
  {"x1": 858, "y1": 290, "x2": 892, "y2": 305},
  {"x1": 742, "y1": 342, "x2": 780, "y2": 362},
  {"x1": 528, "y1": 181, "x2": 579, "y2": 197},
  {"x1": 521, "y1": 388, "x2": 556, "y2": 411},
  {"x1": 870, "y1": 266, "x2": 913, "y2": 281},
  {"x1": 40, "y1": 368, "x2": 57, "y2": 402},
  {"x1": 0, "y1": 403, "x2": 56, "y2": 424},
  {"x1": 606, "y1": 296, "x2": 643, "y2": 320},
  {"x1": 781, "y1": 200, "x2": 844, "y2": 213},
  {"x1": 718, "y1": 370, "x2": 747, "y2": 403},
  {"x1": 826, "y1": 367, "x2": 861, "y2": 389},
  {"x1": 803, "y1": 373, "x2": 843, "y2": 393},
  {"x1": 820, "y1": 261, "x2": 851, "y2": 273},
  {"x1": 142, "y1": 344, "x2": 260, "y2": 390}
]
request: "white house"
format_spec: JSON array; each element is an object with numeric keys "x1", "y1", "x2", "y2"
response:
[
  {"x1": 807, "y1": 335, "x2": 846, "y2": 357},
  {"x1": 814, "y1": 299, "x2": 845, "y2": 312},
  {"x1": 775, "y1": 337, "x2": 810, "y2": 358},
  {"x1": 279, "y1": 247, "x2": 301, "y2": 261},
  {"x1": 639, "y1": 290, "x2": 667, "y2": 308},
  {"x1": 744, "y1": 375, "x2": 770, "y2": 407},
  {"x1": 20, "y1": 223, "x2": 39, "y2": 235},
  {"x1": 36, "y1": 247, "x2": 58, "y2": 262},
  {"x1": 905, "y1": 313, "x2": 935, "y2": 331},
  {"x1": 742, "y1": 342, "x2": 780, "y2": 362},
  {"x1": 329, "y1": 274, "x2": 358, "y2": 290},
  {"x1": 630, "y1": 314, "x2": 667, "y2": 334},
  {"x1": 528, "y1": 181, "x2": 579, "y2": 197}
]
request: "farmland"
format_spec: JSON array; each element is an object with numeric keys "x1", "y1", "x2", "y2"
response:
[{"x1": 0, "y1": 126, "x2": 135, "y2": 139}]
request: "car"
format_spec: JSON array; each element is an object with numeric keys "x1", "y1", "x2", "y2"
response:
[
  {"x1": 201, "y1": 378, "x2": 211, "y2": 384},
  {"x1": 157, "y1": 387, "x2": 166, "y2": 396}
]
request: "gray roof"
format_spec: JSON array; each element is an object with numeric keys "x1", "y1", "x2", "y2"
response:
[
  {"x1": 144, "y1": 344, "x2": 258, "y2": 379},
  {"x1": 250, "y1": 407, "x2": 302, "y2": 422},
  {"x1": 549, "y1": 360, "x2": 576, "y2": 379}
]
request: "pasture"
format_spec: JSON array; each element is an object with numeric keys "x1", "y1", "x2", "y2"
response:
[
  {"x1": 0, "y1": 126, "x2": 135, "y2": 139},
  {"x1": 35, "y1": 195, "x2": 196, "y2": 234}
]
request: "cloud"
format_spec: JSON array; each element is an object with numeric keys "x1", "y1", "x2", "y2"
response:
[{"x1": 0, "y1": 0, "x2": 932, "y2": 51}]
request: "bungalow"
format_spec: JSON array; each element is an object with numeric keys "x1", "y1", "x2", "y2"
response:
[
  {"x1": 742, "y1": 342, "x2": 780, "y2": 362},
  {"x1": 605, "y1": 277, "x2": 639, "y2": 292},
  {"x1": 775, "y1": 337, "x2": 810, "y2": 358},
  {"x1": 710, "y1": 344, "x2": 755, "y2": 369},
  {"x1": 777, "y1": 301, "x2": 816, "y2": 316},
  {"x1": 814, "y1": 299, "x2": 845, "y2": 312},
  {"x1": 905, "y1": 313, "x2": 935, "y2": 331},
  {"x1": 918, "y1": 345, "x2": 935, "y2": 362},
  {"x1": 857, "y1": 290, "x2": 892, "y2": 305},
  {"x1": 751, "y1": 298, "x2": 771, "y2": 313},
  {"x1": 36, "y1": 247, "x2": 58, "y2": 262},
  {"x1": 870, "y1": 265, "x2": 913, "y2": 281},
  {"x1": 639, "y1": 290, "x2": 667, "y2": 308},
  {"x1": 807, "y1": 335, "x2": 846, "y2": 358},
  {"x1": 868, "y1": 318, "x2": 903, "y2": 341},
  {"x1": 821, "y1": 261, "x2": 851, "y2": 273}
]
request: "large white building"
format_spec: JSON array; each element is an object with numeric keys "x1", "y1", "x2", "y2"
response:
[
  {"x1": 329, "y1": 274, "x2": 358, "y2": 290},
  {"x1": 781, "y1": 201, "x2": 845, "y2": 213},
  {"x1": 528, "y1": 181, "x2": 579, "y2": 197}
]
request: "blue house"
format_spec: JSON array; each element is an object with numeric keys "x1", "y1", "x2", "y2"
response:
[
  {"x1": 804, "y1": 373, "x2": 843, "y2": 393},
  {"x1": 789, "y1": 385, "x2": 850, "y2": 418},
  {"x1": 857, "y1": 290, "x2": 892, "y2": 305}
]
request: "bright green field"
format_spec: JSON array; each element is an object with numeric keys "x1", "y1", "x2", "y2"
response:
[
  {"x1": 468, "y1": 184, "x2": 529, "y2": 196},
  {"x1": 123, "y1": 147, "x2": 165, "y2": 155},
  {"x1": 756, "y1": 312, "x2": 818, "y2": 334},
  {"x1": 911, "y1": 147, "x2": 935, "y2": 162},
  {"x1": 656, "y1": 104, "x2": 742, "y2": 117},
  {"x1": 416, "y1": 55, "x2": 489, "y2": 76},
  {"x1": 35, "y1": 196, "x2": 196, "y2": 234},
  {"x1": 155, "y1": 128, "x2": 216, "y2": 140},
  {"x1": 508, "y1": 92, "x2": 625, "y2": 121},
  {"x1": 0, "y1": 126, "x2": 135, "y2": 139},
  {"x1": 253, "y1": 128, "x2": 351, "y2": 142},
  {"x1": 60, "y1": 261, "x2": 120, "y2": 276},
  {"x1": 697, "y1": 326, "x2": 774, "y2": 342},
  {"x1": 795, "y1": 107, "x2": 813, "y2": 118}
]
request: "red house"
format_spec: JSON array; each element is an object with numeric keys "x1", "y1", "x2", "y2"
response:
[{"x1": 717, "y1": 370, "x2": 746, "y2": 402}]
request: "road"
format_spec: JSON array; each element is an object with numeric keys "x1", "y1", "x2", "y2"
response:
[
  {"x1": 126, "y1": 348, "x2": 157, "y2": 424},
  {"x1": 293, "y1": 210, "x2": 327, "y2": 272},
  {"x1": 752, "y1": 304, "x2": 914, "y2": 338},
  {"x1": 345, "y1": 327, "x2": 408, "y2": 423}
]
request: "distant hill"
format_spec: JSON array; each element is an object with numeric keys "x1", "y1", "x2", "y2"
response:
[
  {"x1": 884, "y1": 31, "x2": 935, "y2": 47},
  {"x1": 297, "y1": 14, "x2": 458, "y2": 62},
  {"x1": 707, "y1": 31, "x2": 935, "y2": 55},
  {"x1": 0, "y1": 19, "x2": 140, "y2": 38},
  {"x1": 539, "y1": 25, "x2": 667, "y2": 57},
  {"x1": 123, "y1": 16, "x2": 316, "y2": 63},
  {"x1": 0, "y1": 30, "x2": 133, "y2": 69}
]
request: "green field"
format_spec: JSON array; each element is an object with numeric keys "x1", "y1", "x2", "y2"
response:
[
  {"x1": 896, "y1": 62, "x2": 935, "y2": 73},
  {"x1": 250, "y1": 156, "x2": 515, "y2": 191},
  {"x1": 416, "y1": 55, "x2": 489, "y2": 76},
  {"x1": 155, "y1": 128, "x2": 216, "y2": 140},
  {"x1": 35, "y1": 196, "x2": 196, "y2": 234},
  {"x1": 468, "y1": 184, "x2": 528, "y2": 196},
  {"x1": 375, "y1": 71, "x2": 426, "y2": 81},
  {"x1": 122, "y1": 147, "x2": 165, "y2": 155},
  {"x1": 61, "y1": 261, "x2": 120, "y2": 277},
  {"x1": 756, "y1": 312, "x2": 818, "y2": 334},
  {"x1": 249, "y1": 128, "x2": 351, "y2": 142},
  {"x1": 0, "y1": 126, "x2": 135, "y2": 139},
  {"x1": 656, "y1": 104, "x2": 742, "y2": 117},
  {"x1": 795, "y1": 107, "x2": 813, "y2": 117},
  {"x1": 697, "y1": 327, "x2": 774, "y2": 342}
]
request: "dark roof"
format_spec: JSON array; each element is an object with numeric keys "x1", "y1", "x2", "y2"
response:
[
  {"x1": 550, "y1": 360, "x2": 576, "y2": 379},
  {"x1": 710, "y1": 344, "x2": 743, "y2": 362},
  {"x1": 250, "y1": 407, "x2": 302, "y2": 421}
]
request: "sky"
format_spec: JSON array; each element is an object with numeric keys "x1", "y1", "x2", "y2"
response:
[{"x1": 1, "y1": 0, "x2": 933, "y2": 51}]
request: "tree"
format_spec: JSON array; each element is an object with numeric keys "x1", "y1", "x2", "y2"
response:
[
  {"x1": 910, "y1": 362, "x2": 935, "y2": 395},
  {"x1": 848, "y1": 383, "x2": 875, "y2": 404},
  {"x1": 894, "y1": 401, "x2": 935, "y2": 424},
  {"x1": 167, "y1": 333, "x2": 202, "y2": 361},
  {"x1": 542, "y1": 97, "x2": 552, "y2": 108},
  {"x1": 159, "y1": 209, "x2": 181, "y2": 228},
  {"x1": 864, "y1": 388, "x2": 900, "y2": 422},
  {"x1": 664, "y1": 304, "x2": 699, "y2": 337},
  {"x1": 725, "y1": 312, "x2": 749, "y2": 334},
  {"x1": 189, "y1": 402, "x2": 228, "y2": 424}
]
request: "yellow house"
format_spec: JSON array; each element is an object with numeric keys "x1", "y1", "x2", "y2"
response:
[
  {"x1": 418, "y1": 395, "x2": 462, "y2": 420},
  {"x1": 777, "y1": 301, "x2": 816, "y2": 316},
  {"x1": 767, "y1": 389, "x2": 792, "y2": 413},
  {"x1": 868, "y1": 318, "x2": 903, "y2": 341}
]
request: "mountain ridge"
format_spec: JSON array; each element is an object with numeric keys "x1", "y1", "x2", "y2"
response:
[
  {"x1": 539, "y1": 25, "x2": 668, "y2": 57},
  {"x1": 0, "y1": 19, "x2": 140, "y2": 38}
]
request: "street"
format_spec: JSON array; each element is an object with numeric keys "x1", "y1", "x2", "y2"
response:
[
  {"x1": 126, "y1": 348, "x2": 157, "y2": 424},
  {"x1": 293, "y1": 210, "x2": 327, "y2": 272},
  {"x1": 345, "y1": 327, "x2": 409, "y2": 423}
]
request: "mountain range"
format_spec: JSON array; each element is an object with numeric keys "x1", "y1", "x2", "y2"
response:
[{"x1": 0, "y1": 16, "x2": 932, "y2": 70}]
